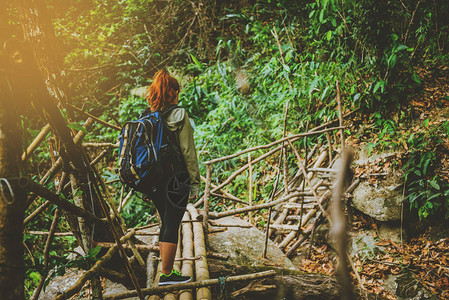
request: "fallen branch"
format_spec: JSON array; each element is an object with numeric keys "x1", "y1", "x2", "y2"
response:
[
  {"x1": 102, "y1": 270, "x2": 276, "y2": 299},
  {"x1": 54, "y1": 230, "x2": 135, "y2": 300}
]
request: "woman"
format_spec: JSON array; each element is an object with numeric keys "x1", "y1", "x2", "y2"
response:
[{"x1": 144, "y1": 69, "x2": 200, "y2": 285}]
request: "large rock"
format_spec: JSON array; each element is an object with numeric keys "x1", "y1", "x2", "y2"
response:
[
  {"x1": 207, "y1": 216, "x2": 296, "y2": 270},
  {"x1": 351, "y1": 175, "x2": 404, "y2": 222}
]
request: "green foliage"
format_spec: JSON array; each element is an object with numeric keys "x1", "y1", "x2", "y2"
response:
[{"x1": 403, "y1": 121, "x2": 449, "y2": 220}]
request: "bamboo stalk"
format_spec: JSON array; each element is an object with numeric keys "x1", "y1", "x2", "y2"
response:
[
  {"x1": 85, "y1": 152, "x2": 146, "y2": 268},
  {"x1": 187, "y1": 204, "x2": 211, "y2": 300},
  {"x1": 22, "y1": 124, "x2": 50, "y2": 161},
  {"x1": 103, "y1": 270, "x2": 276, "y2": 300},
  {"x1": 205, "y1": 126, "x2": 344, "y2": 165}
]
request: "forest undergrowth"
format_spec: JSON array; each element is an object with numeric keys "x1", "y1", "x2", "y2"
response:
[{"x1": 6, "y1": 0, "x2": 449, "y2": 298}]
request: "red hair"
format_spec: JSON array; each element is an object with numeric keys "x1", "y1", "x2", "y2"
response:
[{"x1": 145, "y1": 70, "x2": 180, "y2": 111}]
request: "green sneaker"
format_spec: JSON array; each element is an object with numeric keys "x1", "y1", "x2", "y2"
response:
[{"x1": 159, "y1": 269, "x2": 191, "y2": 286}]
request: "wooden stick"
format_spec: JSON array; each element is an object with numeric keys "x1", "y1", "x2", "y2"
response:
[
  {"x1": 22, "y1": 124, "x2": 51, "y2": 161},
  {"x1": 71, "y1": 105, "x2": 121, "y2": 131},
  {"x1": 203, "y1": 165, "x2": 212, "y2": 233},
  {"x1": 211, "y1": 143, "x2": 286, "y2": 194},
  {"x1": 330, "y1": 149, "x2": 354, "y2": 300},
  {"x1": 210, "y1": 193, "x2": 248, "y2": 206},
  {"x1": 187, "y1": 204, "x2": 211, "y2": 300},
  {"x1": 326, "y1": 131, "x2": 333, "y2": 163},
  {"x1": 205, "y1": 126, "x2": 344, "y2": 165},
  {"x1": 264, "y1": 154, "x2": 282, "y2": 258},
  {"x1": 26, "y1": 231, "x2": 73, "y2": 236},
  {"x1": 248, "y1": 153, "x2": 253, "y2": 223},
  {"x1": 201, "y1": 176, "x2": 243, "y2": 204},
  {"x1": 27, "y1": 180, "x2": 107, "y2": 226},
  {"x1": 209, "y1": 191, "x2": 305, "y2": 219},
  {"x1": 102, "y1": 270, "x2": 276, "y2": 299},
  {"x1": 336, "y1": 81, "x2": 345, "y2": 150},
  {"x1": 89, "y1": 149, "x2": 108, "y2": 166},
  {"x1": 82, "y1": 142, "x2": 119, "y2": 148}
]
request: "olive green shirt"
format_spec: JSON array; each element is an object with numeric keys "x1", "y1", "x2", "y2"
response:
[{"x1": 164, "y1": 107, "x2": 201, "y2": 197}]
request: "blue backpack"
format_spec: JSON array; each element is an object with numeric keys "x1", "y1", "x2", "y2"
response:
[{"x1": 117, "y1": 106, "x2": 178, "y2": 194}]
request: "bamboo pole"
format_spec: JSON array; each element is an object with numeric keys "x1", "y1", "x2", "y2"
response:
[
  {"x1": 326, "y1": 131, "x2": 333, "y2": 163},
  {"x1": 82, "y1": 142, "x2": 119, "y2": 148},
  {"x1": 103, "y1": 270, "x2": 276, "y2": 300},
  {"x1": 180, "y1": 212, "x2": 194, "y2": 300},
  {"x1": 71, "y1": 105, "x2": 121, "y2": 131},
  {"x1": 248, "y1": 153, "x2": 253, "y2": 223},
  {"x1": 26, "y1": 231, "x2": 73, "y2": 236},
  {"x1": 22, "y1": 124, "x2": 50, "y2": 161},
  {"x1": 263, "y1": 153, "x2": 282, "y2": 258},
  {"x1": 205, "y1": 126, "x2": 344, "y2": 165},
  {"x1": 203, "y1": 165, "x2": 212, "y2": 233},
  {"x1": 187, "y1": 204, "x2": 211, "y2": 300},
  {"x1": 336, "y1": 81, "x2": 345, "y2": 150},
  {"x1": 209, "y1": 191, "x2": 306, "y2": 219}
]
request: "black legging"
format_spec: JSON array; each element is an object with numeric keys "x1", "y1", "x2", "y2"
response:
[{"x1": 149, "y1": 170, "x2": 190, "y2": 244}]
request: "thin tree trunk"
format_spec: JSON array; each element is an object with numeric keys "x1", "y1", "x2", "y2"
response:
[{"x1": 0, "y1": 31, "x2": 26, "y2": 299}]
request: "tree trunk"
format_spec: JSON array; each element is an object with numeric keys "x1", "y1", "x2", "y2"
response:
[{"x1": 0, "y1": 30, "x2": 27, "y2": 300}]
